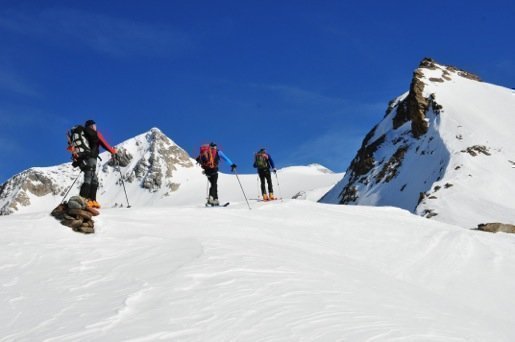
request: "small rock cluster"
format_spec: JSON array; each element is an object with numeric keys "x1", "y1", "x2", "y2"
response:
[
  {"x1": 477, "y1": 223, "x2": 515, "y2": 234},
  {"x1": 50, "y1": 196, "x2": 99, "y2": 234}
]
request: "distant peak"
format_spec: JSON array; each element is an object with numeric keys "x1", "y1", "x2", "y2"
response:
[
  {"x1": 146, "y1": 127, "x2": 169, "y2": 141},
  {"x1": 417, "y1": 57, "x2": 481, "y2": 82},
  {"x1": 308, "y1": 163, "x2": 334, "y2": 174}
]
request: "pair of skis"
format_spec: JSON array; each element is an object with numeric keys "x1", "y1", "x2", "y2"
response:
[{"x1": 205, "y1": 201, "x2": 230, "y2": 208}]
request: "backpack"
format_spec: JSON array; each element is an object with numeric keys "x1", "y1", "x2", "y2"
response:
[
  {"x1": 198, "y1": 144, "x2": 218, "y2": 169},
  {"x1": 67, "y1": 125, "x2": 91, "y2": 167},
  {"x1": 255, "y1": 152, "x2": 269, "y2": 169}
]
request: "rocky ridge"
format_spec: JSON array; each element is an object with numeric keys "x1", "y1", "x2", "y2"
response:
[
  {"x1": 0, "y1": 128, "x2": 195, "y2": 215},
  {"x1": 320, "y1": 58, "x2": 515, "y2": 228}
]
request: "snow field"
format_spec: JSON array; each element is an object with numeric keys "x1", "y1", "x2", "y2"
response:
[{"x1": 2, "y1": 200, "x2": 515, "y2": 341}]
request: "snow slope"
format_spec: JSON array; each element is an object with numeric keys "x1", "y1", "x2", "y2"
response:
[
  {"x1": 321, "y1": 58, "x2": 515, "y2": 228},
  {"x1": 0, "y1": 128, "x2": 342, "y2": 214},
  {"x1": 1, "y1": 201, "x2": 515, "y2": 341}
]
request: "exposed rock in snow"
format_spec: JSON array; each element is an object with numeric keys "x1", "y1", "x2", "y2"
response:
[
  {"x1": 478, "y1": 223, "x2": 515, "y2": 234},
  {"x1": 0, "y1": 128, "x2": 195, "y2": 215}
]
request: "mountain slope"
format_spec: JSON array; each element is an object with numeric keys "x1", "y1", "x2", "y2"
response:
[
  {"x1": 1, "y1": 200, "x2": 515, "y2": 341},
  {"x1": 0, "y1": 128, "x2": 195, "y2": 214},
  {"x1": 0, "y1": 128, "x2": 342, "y2": 215},
  {"x1": 321, "y1": 58, "x2": 515, "y2": 228}
]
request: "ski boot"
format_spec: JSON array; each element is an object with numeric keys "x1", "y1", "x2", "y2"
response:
[
  {"x1": 269, "y1": 193, "x2": 276, "y2": 200},
  {"x1": 262, "y1": 193, "x2": 269, "y2": 201},
  {"x1": 207, "y1": 196, "x2": 220, "y2": 207}
]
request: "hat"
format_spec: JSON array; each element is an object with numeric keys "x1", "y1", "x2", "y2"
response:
[
  {"x1": 209, "y1": 142, "x2": 217, "y2": 147},
  {"x1": 85, "y1": 119, "x2": 96, "y2": 127}
]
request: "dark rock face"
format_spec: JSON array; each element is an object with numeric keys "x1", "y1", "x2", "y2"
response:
[
  {"x1": 461, "y1": 145, "x2": 491, "y2": 157},
  {"x1": 349, "y1": 133, "x2": 386, "y2": 180},
  {"x1": 393, "y1": 63, "x2": 431, "y2": 138},
  {"x1": 375, "y1": 146, "x2": 408, "y2": 183},
  {"x1": 335, "y1": 131, "x2": 385, "y2": 204},
  {"x1": 478, "y1": 223, "x2": 515, "y2": 234}
]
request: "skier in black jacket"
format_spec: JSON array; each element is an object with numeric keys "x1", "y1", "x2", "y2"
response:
[
  {"x1": 79, "y1": 119, "x2": 117, "y2": 208},
  {"x1": 253, "y1": 148, "x2": 277, "y2": 201}
]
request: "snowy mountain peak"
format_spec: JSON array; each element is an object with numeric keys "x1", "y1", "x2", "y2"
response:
[
  {"x1": 307, "y1": 163, "x2": 334, "y2": 174},
  {"x1": 0, "y1": 128, "x2": 195, "y2": 215},
  {"x1": 321, "y1": 58, "x2": 515, "y2": 228}
]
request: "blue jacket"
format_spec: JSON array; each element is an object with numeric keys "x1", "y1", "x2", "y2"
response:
[{"x1": 218, "y1": 150, "x2": 234, "y2": 166}]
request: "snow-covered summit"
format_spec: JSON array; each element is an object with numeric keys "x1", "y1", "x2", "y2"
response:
[
  {"x1": 0, "y1": 128, "x2": 195, "y2": 215},
  {"x1": 0, "y1": 128, "x2": 343, "y2": 215},
  {"x1": 320, "y1": 58, "x2": 515, "y2": 228}
]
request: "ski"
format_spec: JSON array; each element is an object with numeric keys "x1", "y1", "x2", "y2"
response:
[{"x1": 205, "y1": 202, "x2": 230, "y2": 207}]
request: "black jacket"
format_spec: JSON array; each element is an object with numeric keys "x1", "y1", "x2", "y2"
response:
[{"x1": 84, "y1": 127, "x2": 115, "y2": 158}]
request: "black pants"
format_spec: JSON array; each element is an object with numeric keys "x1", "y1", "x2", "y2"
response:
[
  {"x1": 258, "y1": 168, "x2": 273, "y2": 195},
  {"x1": 205, "y1": 169, "x2": 218, "y2": 199},
  {"x1": 80, "y1": 157, "x2": 99, "y2": 200}
]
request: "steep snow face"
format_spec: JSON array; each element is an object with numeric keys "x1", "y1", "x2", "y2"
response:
[
  {"x1": 0, "y1": 128, "x2": 342, "y2": 214},
  {"x1": 321, "y1": 58, "x2": 515, "y2": 228},
  {"x1": 0, "y1": 128, "x2": 195, "y2": 214}
]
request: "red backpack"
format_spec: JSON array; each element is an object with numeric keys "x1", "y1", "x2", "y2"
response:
[{"x1": 199, "y1": 144, "x2": 219, "y2": 169}]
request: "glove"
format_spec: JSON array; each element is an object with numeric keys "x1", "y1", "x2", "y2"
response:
[
  {"x1": 111, "y1": 148, "x2": 118, "y2": 156},
  {"x1": 273, "y1": 168, "x2": 277, "y2": 174},
  {"x1": 231, "y1": 164, "x2": 237, "y2": 172}
]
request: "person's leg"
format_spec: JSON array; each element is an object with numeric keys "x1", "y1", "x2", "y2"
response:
[
  {"x1": 208, "y1": 172, "x2": 218, "y2": 200},
  {"x1": 258, "y1": 170, "x2": 268, "y2": 200},
  {"x1": 85, "y1": 158, "x2": 98, "y2": 202},
  {"x1": 79, "y1": 158, "x2": 96, "y2": 199},
  {"x1": 258, "y1": 170, "x2": 266, "y2": 195},
  {"x1": 265, "y1": 169, "x2": 274, "y2": 194}
]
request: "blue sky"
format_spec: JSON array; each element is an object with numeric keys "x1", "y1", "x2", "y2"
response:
[{"x1": 1, "y1": 0, "x2": 514, "y2": 182}]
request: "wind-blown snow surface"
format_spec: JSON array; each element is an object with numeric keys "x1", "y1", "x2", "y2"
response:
[
  {"x1": 321, "y1": 61, "x2": 515, "y2": 228},
  {"x1": 2, "y1": 201, "x2": 515, "y2": 341}
]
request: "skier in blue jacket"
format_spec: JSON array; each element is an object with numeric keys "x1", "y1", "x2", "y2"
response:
[
  {"x1": 253, "y1": 148, "x2": 277, "y2": 200},
  {"x1": 196, "y1": 142, "x2": 237, "y2": 206}
]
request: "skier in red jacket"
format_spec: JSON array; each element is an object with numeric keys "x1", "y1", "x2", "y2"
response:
[{"x1": 79, "y1": 119, "x2": 117, "y2": 208}]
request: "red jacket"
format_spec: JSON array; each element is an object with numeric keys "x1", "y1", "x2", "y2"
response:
[{"x1": 84, "y1": 127, "x2": 116, "y2": 157}]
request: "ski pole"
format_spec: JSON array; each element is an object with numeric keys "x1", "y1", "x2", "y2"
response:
[
  {"x1": 233, "y1": 170, "x2": 251, "y2": 210},
  {"x1": 61, "y1": 171, "x2": 82, "y2": 204},
  {"x1": 256, "y1": 176, "x2": 261, "y2": 200},
  {"x1": 115, "y1": 156, "x2": 131, "y2": 208},
  {"x1": 274, "y1": 171, "x2": 283, "y2": 201}
]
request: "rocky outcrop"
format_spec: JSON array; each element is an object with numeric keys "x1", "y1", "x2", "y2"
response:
[
  {"x1": 105, "y1": 147, "x2": 133, "y2": 168},
  {"x1": 0, "y1": 169, "x2": 64, "y2": 215},
  {"x1": 477, "y1": 223, "x2": 515, "y2": 234},
  {"x1": 127, "y1": 128, "x2": 193, "y2": 193},
  {"x1": 461, "y1": 145, "x2": 491, "y2": 157},
  {"x1": 0, "y1": 128, "x2": 195, "y2": 215},
  {"x1": 322, "y1": 57, "x2": 475, "y2": 207},
  {"x1": 375, "y1": 146, "x2": 408, "y2": 183},
  {"x1": 393, "y1": 59, "x2": 434, "y2": 138}
]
